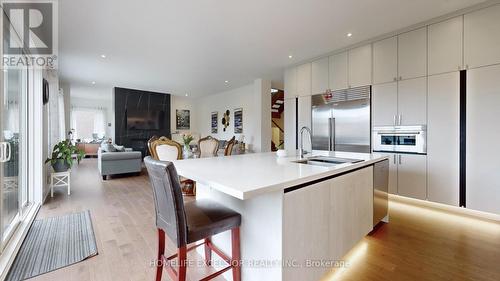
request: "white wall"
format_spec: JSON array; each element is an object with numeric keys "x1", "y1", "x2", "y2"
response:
[
  {"x1": 171, "y1": 95, "x2": 197, "y2": 134},
  {"x1": 70, "y1": 86, "x2": 114, "y2": 139},
  {"x1": 191, "y1": 79, "x2": 272, "y2": 152}
]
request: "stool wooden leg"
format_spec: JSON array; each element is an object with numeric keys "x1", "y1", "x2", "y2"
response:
[
  {"x1": 178, "y1": 246, "x2": 187, "y2": 281},
  {"x1": 156, "y1": 229, "x2": 165, "y2": 281},
  {"x1": 231, "y1": 227, "x2": 241, "y2": 281},
  {"x1": 204, "y1": 237, "x2": 212, "y2": 266}
]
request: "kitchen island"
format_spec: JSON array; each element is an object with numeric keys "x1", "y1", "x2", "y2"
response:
[{"x1": 172, "y1": 151, "x2": 389, "y2": 280}]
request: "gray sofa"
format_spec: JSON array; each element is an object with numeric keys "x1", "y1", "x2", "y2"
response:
[{"x1": 98, "y1": 148, "x2": 142, "y2": 180}]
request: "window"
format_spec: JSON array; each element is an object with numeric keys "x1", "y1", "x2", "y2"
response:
[{"x1": 70, "y1": 107, "x2": 106, "y2": 141}]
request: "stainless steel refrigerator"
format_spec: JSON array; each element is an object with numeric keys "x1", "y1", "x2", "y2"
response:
[{"x1": 311, "y1": 86, "x2": 371, "y2": 153}]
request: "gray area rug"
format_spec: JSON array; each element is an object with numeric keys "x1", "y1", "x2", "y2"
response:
[{"x1": 6, "y1": 210, "x2": 98, "y2": 281}]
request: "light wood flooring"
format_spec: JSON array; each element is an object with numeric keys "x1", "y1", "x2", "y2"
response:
[{"x1": 30, "y1": 159, "x2": 500, "y2": 281}]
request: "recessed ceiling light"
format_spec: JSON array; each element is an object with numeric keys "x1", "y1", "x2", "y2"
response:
[
  {"x1": 185, "y1": 93, "x2": 188, "y2": 97},
  {"x1": 91, "y1": 81, "x2": 96, "y2": 85},
  {"x1": 288, "y1": 55, "x2": 293, "y2": 59},
  {"x1": 347, "y1": 33, "x2": 353, "y2": 37},
  {"x1": 100, "y1": 54, "x2": 106, "y2": 58},
  {"x1": 224, "y1": 80, "x2": 229, "y2": 84}
]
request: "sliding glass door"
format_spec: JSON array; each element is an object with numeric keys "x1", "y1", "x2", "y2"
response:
[{"x1": 0, "y1": 9, "x2": 30, "y2": 247}]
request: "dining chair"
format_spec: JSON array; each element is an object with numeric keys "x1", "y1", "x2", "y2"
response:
[
  {"x1": 150, "y1": 136, "x2": 182, "y2": 161},
  {"x1": 144, "y1": 157, "x2": 241, "y2": 281},
  {"x1": 198, "y1": 136, "x2": 219, "y2": 158},
  {"x1": 147, "y1": 135, "x2": 159, "y2": 156},
  {"x1": 224, "y1": 136, "x2": 236, "y2": 156}
]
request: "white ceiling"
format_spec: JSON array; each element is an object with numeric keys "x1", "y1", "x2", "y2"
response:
[{"x1": 59, "y1": 0, "x2": 487, "y2": 98}]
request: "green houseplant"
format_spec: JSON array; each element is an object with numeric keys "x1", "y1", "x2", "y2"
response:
[{"x1": 45, "y1": 140, "x2": 84, "y2": 172}]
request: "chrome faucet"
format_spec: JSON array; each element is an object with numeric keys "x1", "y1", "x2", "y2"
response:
[{"x1": 298, "y1": 126, "x2": 312, "y2": 158}]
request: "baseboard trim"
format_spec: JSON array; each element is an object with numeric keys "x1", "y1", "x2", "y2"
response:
[{"x1": 389, "y1": 194, "x2": 500, "y2": 223}]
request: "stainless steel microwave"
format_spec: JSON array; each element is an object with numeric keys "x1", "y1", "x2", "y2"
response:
[{"x1": 372, "y1": 125, "x2": 427, "y2": 154}]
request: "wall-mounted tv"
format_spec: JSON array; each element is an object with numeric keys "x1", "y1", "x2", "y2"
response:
[{"x1": 126, "y1": 109, "x2": 164, "y2": 130}]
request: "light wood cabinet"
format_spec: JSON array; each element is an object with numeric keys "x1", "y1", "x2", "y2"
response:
[
  {"x1": 373, "y1": 36, "x2": 398, "y2": 84},
  {"x1": 464, "y1": 4, "x2": 500, "y2": 69},
  {"x1": 296, "y1": 63, "x2": 312, "y2": 96},
  {"x1": 283, "y1": 166, "x2": 373, "y2": 281},
  {"x1": 284, "y1": 98, "x2": 296, "y2": 153},
  {"x1": 311, "y1": 57, "x2": 329, "y2": 95},
  {"x1": 428, "y1": 16, "x2": 463, "y2": 75},
  {"x1": 398, "y1": 27, "x2": 427, "y2": 80},
  {"x1": 284, "y1": 67, "x2": 297, "y2": 99},
  {"x1": 329, "y1": 52, "x2": 348, "y2": 91},
  {"x1": 372, "y1": 82, "x2": 397, "y2": 126},
  {"x1": 397, "y1": 154, "x2": 427, "y2": 200},
  {"x1": 397, "y1": 77, "x2": 427, "y2": 125},
  {"x1": 348, "y1": 44, "x2": 372, "y2": 88},
  {"x1": 427, "y1": 72, "x2": 459, "y2": 206}
]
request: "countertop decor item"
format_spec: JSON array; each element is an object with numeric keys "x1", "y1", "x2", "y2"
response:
[
  {"x1": 182, "y1": 133, "x2": 194, "y2": 159},
  {"x1": 276, "y1": 149, "x2": 287, "y2": 157},
  {"x1": 45, "y1": 140, "x2": 84, "y2": 172}
]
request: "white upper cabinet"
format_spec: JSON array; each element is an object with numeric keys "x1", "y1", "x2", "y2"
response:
[
  {"x1": 397, "y1": 77, "x2": 427, "y2": 125},
  {"x1": 348, "y1": 44, "x2": 372, "y2": 88},
  {"x1": 398, "y1": 27, "x2": 427, "y2": 80},
  {"x1": 329, "y1": 52, "x2": 348, "y2": 91},
  {"x1": 311, "y1": 57, "x2": 330, "y2": 94},
  {"x1": 464, "y1": 4, "x2": 500, "y2": 69},
  {"x1": 372, "y1": 82, "x2": 398, "y2": 126},
  {"x1": 373, "y1": 36, "x2": 398, "y2": 84},
  {"x1": 284, "y1": 67, "x2": 297, "y2": 99},
  {"x1": 428, "y1": 16, "x2": 463, "y2": 75},
  {"x1": 296, "y1": 63, "x2": 312, "y2": 96}
]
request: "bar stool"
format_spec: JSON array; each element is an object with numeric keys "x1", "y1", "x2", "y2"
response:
[{"x1": 144, "y1": 157, "x2": 241, "y2": 281}]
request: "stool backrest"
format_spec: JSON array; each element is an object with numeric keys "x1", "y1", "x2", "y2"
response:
[{"x1": 144, "y1": 156, "x2": 187, "y2": 247}]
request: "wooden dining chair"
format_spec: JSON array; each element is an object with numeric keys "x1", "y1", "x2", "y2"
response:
[
  {"x1": 150, "y1": 137, "x2": 182, "y2": 161},
  {"x1": 224, "y1": 136, "x2": 236, "y2": 156},
  {"x1": 145, "y1": 157, "x2": 241, "y2": 281},
  {"x1": 147, "y1": 135, "x2": 159, "y2": 156},
  {"x1": 198, "y1": 136, "x2": 219, "y2": 158}
]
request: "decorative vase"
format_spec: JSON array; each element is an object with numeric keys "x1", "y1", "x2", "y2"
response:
[
  {"x1": 52, "y1": 159, "x2": 70, "y2": 172},
  {"x1": 183, "y1": 144, "x2": 193, "y2": 159}
]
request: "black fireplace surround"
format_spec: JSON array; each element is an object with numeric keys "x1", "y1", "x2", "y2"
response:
[{"x1": 114, "y1": 87, "x2": 171, "y2": 158}]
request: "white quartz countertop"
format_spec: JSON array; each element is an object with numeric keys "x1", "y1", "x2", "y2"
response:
[{"x1": 172, "y1": 151, "x2": 388, "y2": 200}]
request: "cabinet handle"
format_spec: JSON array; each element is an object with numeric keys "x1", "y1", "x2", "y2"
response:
[
  {"x1": 393, "y1": 115, "x2": 397, "y2": 126},
  {"x1": 393, "y1": 154, "x2": 396, "y2": 164},
  {"x1": 398, "y1": 114, "x2": 402, "y2": 126},
  {"x1": 398, "y1": 154, "x2": 402, "y2": 165},
  {"x1": 399, "y1": 76, "x2": 402, "y2": 81},
  {"x1": 393, "y1": 77, "x2": 397, "y2": 82}
]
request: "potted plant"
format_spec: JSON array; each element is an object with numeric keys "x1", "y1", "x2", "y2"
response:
[
  {"x1": 182, "y1": 134, "x2": 194, "y2": 159},
  {"x1": 45, "y1": 140, "x2": 85, "y2": 172}
]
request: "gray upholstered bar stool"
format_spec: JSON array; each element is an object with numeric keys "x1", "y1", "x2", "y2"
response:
[{"x1": 144, "y1": 157, "x2": 241, "y2": 281}]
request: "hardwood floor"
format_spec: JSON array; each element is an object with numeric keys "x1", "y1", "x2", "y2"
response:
[{"x1": 31, "y1": 159, "x2": 500, "y2": 281}]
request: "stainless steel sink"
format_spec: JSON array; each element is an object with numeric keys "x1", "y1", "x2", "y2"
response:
[{"x1": 293, "y1": 156, "x2": 364, "y2": 167}]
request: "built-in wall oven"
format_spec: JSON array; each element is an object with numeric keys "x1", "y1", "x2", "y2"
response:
[{"x1": 372, "y1": 125, "x2": 427, "y2": 154}]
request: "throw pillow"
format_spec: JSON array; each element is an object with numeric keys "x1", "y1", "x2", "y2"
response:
[
  {"x1": 113, "y1": 145, "x2": 125, "y2": 152},
  {"x1": 101, "y1": 142, "x2": 117, "y2": 152}
]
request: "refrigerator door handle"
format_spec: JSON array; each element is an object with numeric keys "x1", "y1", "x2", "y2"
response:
[
  {"x1": 329, "y1": 117, "x2": 336, "y2": 151},
  {"x1": 328, "y1": 118, "x2": 332, "y2": 151}
]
